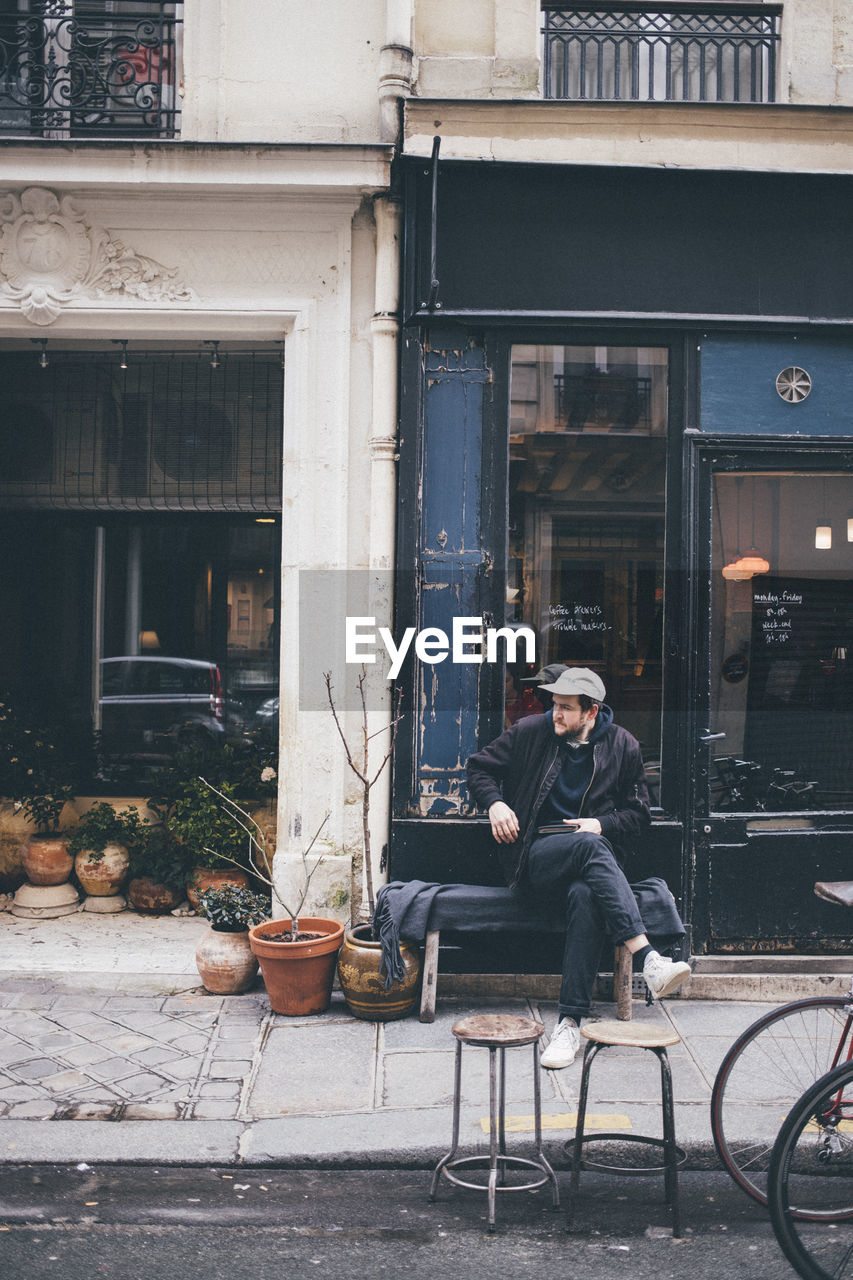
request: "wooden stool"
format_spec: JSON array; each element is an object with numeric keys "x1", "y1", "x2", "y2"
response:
[
  {"x1": 564, "y1": 1020, "x2": 686, "y2": 1237},
  {"x1": 429, "y1": 1014, "x2": 560, "y2": 1231}
]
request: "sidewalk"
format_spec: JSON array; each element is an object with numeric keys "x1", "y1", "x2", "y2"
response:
[{"x1": 0, "y1": 908, "x2": 792, "y2": 1169}]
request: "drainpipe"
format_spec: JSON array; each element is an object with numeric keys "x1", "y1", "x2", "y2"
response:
[
  {"x1": 359, "y1": 0, "x2": 411, "y2": 916},
  {"x1": 379, "y1": 0, "x2": 413, "y2": 142},
  {"x1": 360, "y1": 195, "x2": 403, "y2": 921}
]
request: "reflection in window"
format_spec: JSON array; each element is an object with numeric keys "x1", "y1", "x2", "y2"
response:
[
  {"x1": 508, "y1": 346, "x2": 668, "y2": 784},
  {"x1": 0, "y1": 345, "x2": 283, "y2": 789},
  {"x1": 711, "y1": 473, "x2": 853, "y2": 812},
  {"x1": 96, "y1": 518, "x2": 280, "y2": 782}
]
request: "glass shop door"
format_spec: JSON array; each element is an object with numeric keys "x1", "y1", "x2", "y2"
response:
[{"x1": 692, "y1": 445, "x2": 853, "y2": 952}]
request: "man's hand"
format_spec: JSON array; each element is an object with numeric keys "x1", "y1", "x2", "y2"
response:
[
  {"x1": 571, "y1": 817, "x2": 602, "y2": 835},
  {"x1": 488, "y1": 801, "x2": 520, "y2": 844}
]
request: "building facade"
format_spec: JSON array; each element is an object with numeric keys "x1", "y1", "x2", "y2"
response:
[
  {"x1": 0, "y1": 0, "x2": 406, "y2": 909},
  {"x1": 390, "y1": 1, "x2": 853, "y2": 961},
  {"x1": 1, "y1": 3, "x2": 851, "y2": 965}
]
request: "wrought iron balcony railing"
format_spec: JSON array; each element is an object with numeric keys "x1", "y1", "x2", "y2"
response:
[
  {"x1": 0, "y1": 2, "x2": 182, "y2": 139},
  {"x1": 543, "y1": 4, "x2": 780, "y2": 104}
]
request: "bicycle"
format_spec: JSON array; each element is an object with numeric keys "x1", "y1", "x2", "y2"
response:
[
  {"x1": 711, "y1": 881, "x2": 853, "y2": 1210},
  {"x1": 768, "y1": 1056, "x2": 853, "y2": 1280}
]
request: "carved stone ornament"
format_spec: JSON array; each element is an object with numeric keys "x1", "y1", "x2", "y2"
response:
[{"x1": 0, "y1": 186, "x2": 193, "y2": 325}]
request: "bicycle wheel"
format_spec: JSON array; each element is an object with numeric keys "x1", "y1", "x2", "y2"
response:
[
  {"x1": 769, "y1": 1058, "x2": 853, "y2": 1280},
  {"x1": 712, "y1": 996, "x2": 853, "y2": 1207}
]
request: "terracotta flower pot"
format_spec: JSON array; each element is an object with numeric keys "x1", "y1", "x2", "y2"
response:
[
  {"x1": 337, "y1": 923, "x2": 422, "y2": 1022},
  {"x1": 127, "y1": 876, "x2": 183, "y2": 915},
  {"x1": 186, "y1": 867, "x2": 250, "y2": 911},
  {"x1": 22, "y1": 834, "x2": 73, "y2": 886},
  {"x1": 248, "y1": 917, "x2": 346, "y2": 1016},
  {"x1": 195, "y1": 927, "x2": 259, "y2": 995},
  {"x1": 74, "y1": 842, "x2": 129, "y2": 896}
]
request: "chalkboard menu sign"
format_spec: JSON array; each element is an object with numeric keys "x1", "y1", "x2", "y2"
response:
[
  {"x1": 749, "y1": 577, "x2": 850, "y2": 706},
  {"x1": 752, "y1": 587, "x2": 804, "y2": 647}
]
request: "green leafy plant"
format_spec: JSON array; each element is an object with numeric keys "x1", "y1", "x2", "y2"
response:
[
  {"x1": 128, "y1": 823, "x2": 194, "y2": 892},
  {"x1": 197, "y1": 884, "x2": 271, "y2": 932},
  {"x1": 148, "y1": 775, "x2": 249, "y2": 870},
  {"x1": 67, "y1": 802, "x2": 145, "y2": 863},
  {"x1": 0, "y1": 697, "x2": 77, "y2": 834}
]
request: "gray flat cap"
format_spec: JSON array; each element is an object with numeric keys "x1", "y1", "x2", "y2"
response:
[{"x1": 538, "y1": 667, "x2": 606, "y2": 701}]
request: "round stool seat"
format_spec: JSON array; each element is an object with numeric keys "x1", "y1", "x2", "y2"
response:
[
  {"x1": 582, "y1": 1019, "x2": 681, "y2": 1050},
  {"x1": 451, "y1": 1014, "x2": 545, "y2": 1048}
]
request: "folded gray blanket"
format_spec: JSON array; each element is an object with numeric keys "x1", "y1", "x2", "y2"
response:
[{"x1": 372, "y1": 878, "x2": 685, "y2": 988}]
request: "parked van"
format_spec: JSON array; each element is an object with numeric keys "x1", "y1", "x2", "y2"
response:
[{"x1": 99, "y1": 656, "x2": 226, "y2": 762}]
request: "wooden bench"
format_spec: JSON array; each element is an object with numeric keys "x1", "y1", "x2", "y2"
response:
[
  {"x1": 420, "y1": 929, "x2": 632, "y2": 1023},
  {"x1": 409, "y1": 884, "x2": 634, "y2": 1024}
]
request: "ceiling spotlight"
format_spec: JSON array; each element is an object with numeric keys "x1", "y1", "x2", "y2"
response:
[
  {"x1": 31, "y1": 338, "x2": 48, "y2": 368},
  {"x1": 205, "y1": 340, "x2": 221, "y2": 369},
  {"x1": 112, "y1": 338, "x2": 128, "y2": 369}
]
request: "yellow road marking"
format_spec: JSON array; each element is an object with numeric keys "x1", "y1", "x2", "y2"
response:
[
  {"x1": 479, "y1": 1112, "x2": 631, "y2": 1134},
  {"x1": 803, "y1": 1119, "x2": 853, "y2": 1134}
]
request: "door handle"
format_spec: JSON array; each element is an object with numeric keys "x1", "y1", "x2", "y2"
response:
[{"x1": 699, "y1": 730, "x2": 726, "y2": 743}]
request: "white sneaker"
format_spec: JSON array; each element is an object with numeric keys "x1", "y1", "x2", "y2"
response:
[
  {"x1": 643, "y1": 952, "x2": 691, "y2": 1002},
  {"x1": 540, "y1": 1017, "x2": 581, "y2": 1069}
]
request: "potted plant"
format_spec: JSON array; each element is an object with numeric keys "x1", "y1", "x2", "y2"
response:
[
  {"x1": 0, "y1": 697, "x2": 76, "y2": 886},
  {"x1": 127, "y1": 823, "x2": 193, "y2": 915},
  {"x1": 194, "y1": 883, "x2": 271, "y2": 994},
  {"x1": 149, "y1": 774, "x2": 251, "y2": 909},
  {"x1": 68, "y1": 802, "x2": 143, "y2": 899},
  {"x1": 325, "y1": 669, "x2": 421, "y2": 1022},
  {"x1": 197, "y1": 774, "x2": 345, "y2": 1016}
]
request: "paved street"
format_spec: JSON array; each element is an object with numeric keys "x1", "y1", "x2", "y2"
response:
[
  {"x1": 0, "y1": 1165, "x2": 791, "y2": 1280},
  {"x1": 0, "y1": 907, "x2": 836, "y2": 1277}
]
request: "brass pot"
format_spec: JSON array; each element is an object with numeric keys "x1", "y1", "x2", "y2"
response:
[{"x1": 337, "y1": 923, "x2": 421, "y2": 1022}]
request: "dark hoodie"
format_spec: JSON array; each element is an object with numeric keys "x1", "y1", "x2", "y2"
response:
[
  {"x1": 536, "y1": 705, "x2": 613, "y2": 825},
  {"x1": 466, "y1": 705, "x2": 651, "y2": 888}
]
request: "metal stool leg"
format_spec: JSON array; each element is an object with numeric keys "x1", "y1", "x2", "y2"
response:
[
  {"x1": 657, "y1": 1047, "x2": 682, "y2": 1238},
  {"x1": 498, "y1": 1046, "x2": 507, "y2": 1186},
  {"x1": 487, "y1": 1045, "x2": 498, "y2": 1230},
  {"x1": 532, "y1": 1038, "x2": 560, "y2": 1208},
  {"x1": 430, "y1": 1038, "x2": 463, "y2": 1200},
  {"x1": 567, "y1": 1039, "x2": 601, "y2": 1229}
]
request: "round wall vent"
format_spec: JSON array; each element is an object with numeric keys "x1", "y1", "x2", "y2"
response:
[{"x1": 776, "y1": 366, "x2": 812, "y2": 403}]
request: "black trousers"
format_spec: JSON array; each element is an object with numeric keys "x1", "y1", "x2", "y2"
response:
[{"x1": 525, "y1": 831, "x2": 646, "y2": 1023}]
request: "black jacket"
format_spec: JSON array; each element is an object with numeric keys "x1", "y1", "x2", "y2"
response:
[{"x1": 466, "y1": 706, "x2": 651, "y2": 888}]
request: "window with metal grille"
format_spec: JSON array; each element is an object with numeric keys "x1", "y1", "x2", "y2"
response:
[
  {"x1": 0, "y1": 1, "x2": 182, "y2": 139},
  {"x1": 542, "y1": 5, "x2": 780, "y2": 104},
  {"x1": 0, "y1": 349, "x2": 283, "y2": 513}
]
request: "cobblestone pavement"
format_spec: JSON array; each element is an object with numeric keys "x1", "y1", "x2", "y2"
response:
[{"x1": 0, "y1": 985, "x2": 268, "y2": 1123}]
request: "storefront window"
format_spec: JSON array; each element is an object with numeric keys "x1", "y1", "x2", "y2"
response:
[
  {"x1": 710, "y1": 472, "x2": 853, "y2": 812},
  {"x1": 508, "y1": 345, "x2": 668, "y2": 785},
  {"x1": 0, "y1": 347, "x2": 283, "y2": 788}
]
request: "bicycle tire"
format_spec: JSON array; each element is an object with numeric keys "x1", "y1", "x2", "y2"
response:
[
  {"x1": 711, "y1": 996, "x2": 853, "y2": 1207},
  {"x1": 768, "y1": 1058, "x2": 853, "y2": 1280}
]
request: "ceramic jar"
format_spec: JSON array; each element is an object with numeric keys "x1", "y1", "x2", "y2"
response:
[
  {"x1": 186, "y1": 867, "x2": 250, "y2": 911},
  {"x1": 195, "y1": 927, "x2": 259, "y2": 995},
  {"x1": 74, "y1": 842, "x2": 130, "y2": 896},
  {"x1": 22, "y1": 834, "x2": 73, "y2": 886}
]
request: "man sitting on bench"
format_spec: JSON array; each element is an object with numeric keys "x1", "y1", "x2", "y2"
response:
[{"x1": 466, "y1": 667, "x2": 690, "y2": 1069}]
